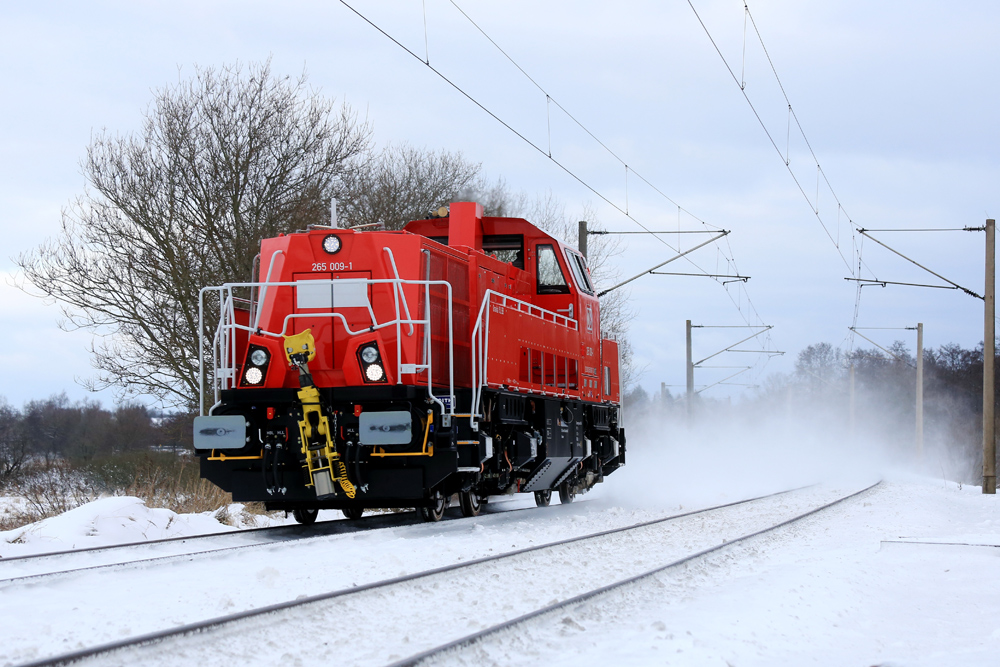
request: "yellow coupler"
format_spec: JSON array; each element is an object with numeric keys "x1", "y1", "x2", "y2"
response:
[{"x1": 283, "y1": 330, "x2": 355, "y2": 499}]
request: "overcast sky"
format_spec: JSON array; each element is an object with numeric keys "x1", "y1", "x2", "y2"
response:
[{"x1": 2, "y1": 0, "x2": 998, "y2": 409}]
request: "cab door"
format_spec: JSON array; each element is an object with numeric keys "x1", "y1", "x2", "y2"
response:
[
  {"x1": 530, "y1": 242, "x2": 595, "y2": 398},
  {"x1": 563, "y1": 248, "x2": 602, "y2": 402}
]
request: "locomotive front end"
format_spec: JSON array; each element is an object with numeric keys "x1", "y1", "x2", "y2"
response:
[{"x1": 194, "y1": 224, "x2": 462, "y2": 518}]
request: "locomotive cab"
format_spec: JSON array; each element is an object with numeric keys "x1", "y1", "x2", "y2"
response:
[{"x1": 194, "y1": 202, "x2": 625, "y2": 521}]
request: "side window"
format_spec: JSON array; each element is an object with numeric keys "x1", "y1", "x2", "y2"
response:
[
  {"x1": 565, "y1": 250, "x2": 595, "y2": 295},
  {"x1": 483, "y1": 234, "x2": 525, "y2": 269},
  {"x1": 536, "y1": 244, "x2": 569, "y2": 294}
]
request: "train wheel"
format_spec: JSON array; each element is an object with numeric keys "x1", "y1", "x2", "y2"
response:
[
  {"x1": 292, "y1": 508, "x2": 319, "y2": 525},
  {"x1": 459, "y1": 489, "x2": 481, "y2": 517},
  {"x1": 420, "y1": 492, "x2": 446, "y2": 522},
  {"x1": 534, "y1": 490, "x2": 552, "y2": 507},
  {"x1": 342, "y1": 507, "x2": 364, "y2": 520},
  {"x1": 558, "y1": 482, "x2": 576, "y2": 505}
]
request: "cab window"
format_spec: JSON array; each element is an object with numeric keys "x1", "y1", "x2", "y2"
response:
[
  {"x1": 536, "y1": 244, "x2": 569, "y2": 294},
  {"x1": 483, "y1": 234, "x2": 524, "y2": 269}
]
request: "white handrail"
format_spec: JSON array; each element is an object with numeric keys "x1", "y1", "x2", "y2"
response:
[
  {"x1": 382, "y1": 247, "x2": 414, "y2": 336},
  {"x1": 254, "y1": 250, "x2": 284, "y2": 331},
  {"x1": 469, "y1": 289, "x2": 580, "y2": 430},
  {"x1": 199, "y1": 276, "x2": 455, "y2": 419}
]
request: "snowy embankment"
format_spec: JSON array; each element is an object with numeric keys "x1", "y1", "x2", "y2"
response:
[{"x1": 0, "y1": 496, "x2": 302, "y2": 558}]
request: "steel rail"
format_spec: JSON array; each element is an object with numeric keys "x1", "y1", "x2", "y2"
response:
[
  {"x1": 385, "y1": 480, "x2": 882, "y2": 667},
  {"x1": 0, "y1": 517, "x2": 335, "y2": 566},
  {"x1": 13, "y1": 486, "x2": 811, "y2": 667}
]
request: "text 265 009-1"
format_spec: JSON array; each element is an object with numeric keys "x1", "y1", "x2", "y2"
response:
[{"x1": 311, "y1": 262, "x2": 352, "y2": 272}]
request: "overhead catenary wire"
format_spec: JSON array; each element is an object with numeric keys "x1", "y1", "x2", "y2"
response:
[
  {"x1": 686, "y1": 0, "x2": 900, "y2": 361},
  {"x1": 337, "y1": 0, "x2": 780, "y2": 383},
  {"x1": 338, "y1": 1, "x2": 626, "y2": 228},
  {"x1": 443, "y1": 0, "x2": 776, "y2": 360},
  {"x1": 421, "y1": 0, "x2": 430, "y2": 64},
  {"x1": 445, "y1": 0, "x2": 713, "y2": 228},
  {"x1": 686, "y1": 0, "x2": 991, "y2": 363},
  {"x1": 847, "y1": 237, "x2": 866, "y2": 353},
  {"x1": 339, "y1": 0, "x2": 714, "y2": 260},
  {"x1": 443, "y1": 0, "x2": 771, "y2": 302},
  {"x1": 686, "y1": 0, "x2": 857, "y2": 276}
]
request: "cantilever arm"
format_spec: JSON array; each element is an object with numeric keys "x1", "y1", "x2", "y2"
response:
[
  {"x1": 694, "y1": 326, "x2": 773, "y2": 367},
  {"x1": 858, "y1": 230, "x2": 982, "y2": 299},
  {"x1": 597, "y1": 231, "x2": 729, "y2": 297}
]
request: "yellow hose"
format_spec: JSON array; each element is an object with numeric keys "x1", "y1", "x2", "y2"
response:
[{"x1": 336, "y1": 458, "x2": 356, "y2": 498}]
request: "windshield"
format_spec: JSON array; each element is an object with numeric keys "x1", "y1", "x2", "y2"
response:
[
  {"x1": 536, "y1": 244, "x2": 569, "y2": 294},
  {"x1": 565, "y1": 250, "x2": 595, "y2": 295}
]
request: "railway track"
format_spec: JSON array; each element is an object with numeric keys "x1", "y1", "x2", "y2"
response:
[
  {"x1": 0, "y1": 500, "x2": 529, "y2": 584},
  {"x1": 5, "y1": 483, "x2": 872, "y2": 667},
  {"x1": 387, "y1": 480, "x2": 881, "y2": 667},
  {"x1": 0, "y1": 512, "x2": 405, "y2": 583}
]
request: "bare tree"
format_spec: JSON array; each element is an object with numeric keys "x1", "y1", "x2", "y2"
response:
[
  {"x1": 0, "y1": 399, "x2": 29, "y2": 488},
  {"x1": 337, "y1": 143, "x2": 483, "y2": 230},
  {"x1": 796, "y1": 342, "x2": 844, "y2": 383},
  {"x1": 17, "y1": 61, "x2": 370, "y2": 408}
]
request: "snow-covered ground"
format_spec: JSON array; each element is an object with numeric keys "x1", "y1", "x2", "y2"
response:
[
  {"x1": 442, "y1": 474, "x2": 1000, "y2": 667},
  {"x1": 0, "y1": 496, "x2": 311, "y2": 559},
  {"x1": 1, "y1": 474, "x2": 997, "y2": 666}
]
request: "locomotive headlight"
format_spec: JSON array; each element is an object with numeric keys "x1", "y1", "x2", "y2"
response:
[
  {"x1": 365, "y1": 364, "x2": 385, "y2": 382},
  {"x1": 244, "y1": 367, "x2": 264, "y2": 385},
  {"x1": 322, "y1": 234, "x2": 342, "y2": 254},
  {"x1": 360, "y1": 345, "x2": 379, "y2": 364},
  {"x1": 250, "y1": 349, "x2": 269, "y2": 366},
  {"x1": 358, "y1": 343, "x2": 387, "y2": 383}
]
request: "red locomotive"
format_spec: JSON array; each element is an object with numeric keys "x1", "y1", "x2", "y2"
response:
[{"x1": 194, "y1": 201, "x2": 625, "y2": 522}]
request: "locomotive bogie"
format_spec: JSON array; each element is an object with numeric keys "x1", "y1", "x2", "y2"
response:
[{"x1": 199, "y1": 386, "x2": 624, "y2": 512}]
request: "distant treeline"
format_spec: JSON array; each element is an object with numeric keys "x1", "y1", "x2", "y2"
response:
[
  {"x1": 626, "y1": 340, "x2": 995, "y2": 483},
  {"x1": 0, "y1": 394, "x2": 193, "y2": 487},
  {"x1": 2, "y1": 339, "x2": 993, "y2": 488}
]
